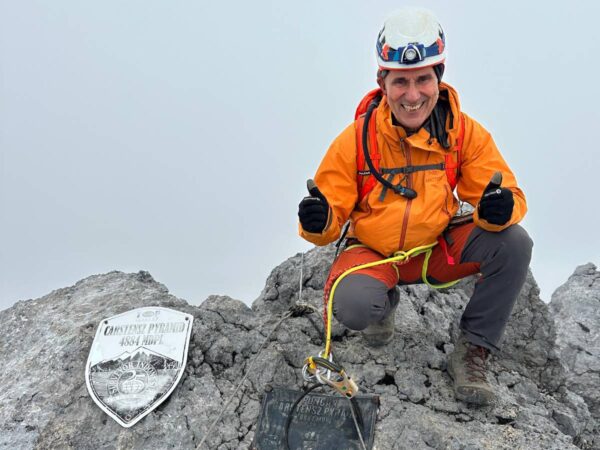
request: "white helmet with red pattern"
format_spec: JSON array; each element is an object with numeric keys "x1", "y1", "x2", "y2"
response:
[{"x1": 376, "y1": 7, "x2": 446, "y2": 71}]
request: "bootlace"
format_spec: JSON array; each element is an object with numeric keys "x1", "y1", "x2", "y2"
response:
[{"x1": 465, "y1": 345, "x2": 488, "y2": 383}]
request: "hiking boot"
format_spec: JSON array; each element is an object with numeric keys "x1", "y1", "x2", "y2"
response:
[
  {"x1": 362, "y1": 288, "x2": 399, "y2": 347},
  {"x1": 447, "y1": 333, "x2": 496, "y2": 405}
]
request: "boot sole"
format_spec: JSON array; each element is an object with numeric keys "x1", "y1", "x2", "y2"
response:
[{"x1": 454, "y1": 386, "x2": 495, "y2": 406}]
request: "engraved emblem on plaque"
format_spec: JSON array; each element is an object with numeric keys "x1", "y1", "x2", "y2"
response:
[
  {"x1": 252, "y1": 387, "x2": 379, "y2": 449},
  {"x1": 85, "y1": 307, "x2": 193, "y2": 427}
]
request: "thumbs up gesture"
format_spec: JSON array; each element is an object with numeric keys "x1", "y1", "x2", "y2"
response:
[
  {"x1": 478, "y1": 172, "x2": 514, "y2": 226},
  {"x1": 298, "y1": 179, "x2": 330, "y2": 233}
]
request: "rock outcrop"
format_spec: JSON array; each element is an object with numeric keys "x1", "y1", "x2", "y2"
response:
[
  {"x1": 0, "y1": 248, "x2": 598, "y2": 449},
  {"x1": 550, "y1": 264, "x2": 600, "y2": 426}
]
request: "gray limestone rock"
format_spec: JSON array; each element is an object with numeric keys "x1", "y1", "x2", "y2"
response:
[
  {"x1": 550, "y1": 263, "x2": 600, "y2": 446},
  {"x1": 0, "y1": 249, "x2": 598, "y2": 450}
]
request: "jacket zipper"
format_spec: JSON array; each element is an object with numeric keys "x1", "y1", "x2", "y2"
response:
[{"x1": 398, "y1": 137, "x2": 412, "y2": 250}]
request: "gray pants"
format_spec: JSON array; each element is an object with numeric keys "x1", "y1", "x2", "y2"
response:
[{"x1": 332, "y1": 224, "x2": 533, "y2": 351}]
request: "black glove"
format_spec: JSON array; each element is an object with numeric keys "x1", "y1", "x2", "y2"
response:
[
  {"x1": 298, "y1": 179, "x2": 330, "y2": 233},
  {"x1": 478, "y1": 172, "x2": 514, "y2": 226}
]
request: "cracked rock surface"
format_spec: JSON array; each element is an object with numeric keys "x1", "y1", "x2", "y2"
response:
[
  {"x1": 1, "y1": 249, "x2": 598, "y2": 449},
  {"x1": 550, "y1": 263, "x2": 600, "y2": 439}
]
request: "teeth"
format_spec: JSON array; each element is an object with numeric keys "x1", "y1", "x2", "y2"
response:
[{"x1": 402, "y1": 102, "x2": 423, "y2": 112}]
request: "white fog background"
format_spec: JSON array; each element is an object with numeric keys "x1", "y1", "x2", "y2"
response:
[{"x1": 1, "y1": 1, "x2": 599, "y2": 310}]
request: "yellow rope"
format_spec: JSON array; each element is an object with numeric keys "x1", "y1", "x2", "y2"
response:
[
  {"x1": 324, "y1": 241, "x2": 461, "y2": 357},
  {"x1": 421, "y1": 247, "x2": 462, "y2": 289}
]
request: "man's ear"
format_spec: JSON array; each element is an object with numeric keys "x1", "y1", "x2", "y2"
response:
[{"x1": 377, "y1": 76, "x2": 386, "y2": 95}]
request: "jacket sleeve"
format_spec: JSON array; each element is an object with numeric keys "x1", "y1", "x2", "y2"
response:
[
  {"x1": 456, "y1": 114, "x2": 528, "y2": 232},
  {"x1": 299, "y1": 123, "x2": 359, "y2": 245}
]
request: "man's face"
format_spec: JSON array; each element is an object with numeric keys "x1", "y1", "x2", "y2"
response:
[{"x1": 379, "y1": 66, "x2": 439, "y2": 131}]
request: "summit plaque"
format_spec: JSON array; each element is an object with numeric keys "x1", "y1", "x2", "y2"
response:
[
  {"x1": 85, "y1": 307, "x2": 193, "y2": 427},
  {"x1": 252, "y1": 387, "x2": 379, "y2": 449}
]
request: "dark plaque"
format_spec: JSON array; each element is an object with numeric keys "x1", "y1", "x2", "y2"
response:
[{"x1": 252, "y1": 387, "x2": 379, "y2": 450}]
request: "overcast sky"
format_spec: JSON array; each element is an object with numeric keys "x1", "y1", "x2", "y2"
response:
[{"x1": 1, "y1": 0, "x2": 599, "y2": 311}]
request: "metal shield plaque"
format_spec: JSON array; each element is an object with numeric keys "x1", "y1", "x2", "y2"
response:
[
  {"x1": 252, "y1": 387, "x2": 379, "y2": 450},
  {"x1": 85, "y1": 307, "x2": 193, "y2": 427}
]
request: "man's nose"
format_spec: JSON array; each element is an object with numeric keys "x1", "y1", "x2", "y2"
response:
[{"x1": 404, "y1": 82, "x2": 421, "y2": 102}]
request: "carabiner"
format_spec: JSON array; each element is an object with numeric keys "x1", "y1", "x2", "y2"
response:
[{"x1": 303, "y1": 355, "x2": 359, "y2": 398}]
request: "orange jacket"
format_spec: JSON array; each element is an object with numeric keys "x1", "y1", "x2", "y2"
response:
[{"x1": 299, "y1": 82, "x2": 527, "y2": 256}]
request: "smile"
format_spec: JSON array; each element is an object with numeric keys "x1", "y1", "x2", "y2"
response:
[{"x1": 401, "y1": 102, "x2": 425, "y2": 112}]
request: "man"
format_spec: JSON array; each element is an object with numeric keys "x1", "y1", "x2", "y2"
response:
[{"x1": 297, "y1": 7, "x2": 533, "y2": 406}]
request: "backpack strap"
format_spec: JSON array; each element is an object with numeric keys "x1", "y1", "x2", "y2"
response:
[
  {"x1": 355, "y1": 109, "x2": 380, "y2": 202},
  {"x1": 355, "y1": 88, "x2": 383, "y2": 120},
  {"x1": 443, "y1": 113, "x2": 465, "y2": 191}
]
